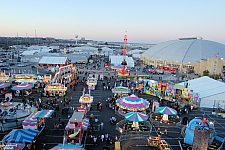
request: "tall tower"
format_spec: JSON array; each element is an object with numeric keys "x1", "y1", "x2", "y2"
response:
[
  {"x1": 121, "y1": 31, "x2": 128, "y2": 66},
  {"x1": 75, "y1": 35, "x2": 78, "y2": 45}
]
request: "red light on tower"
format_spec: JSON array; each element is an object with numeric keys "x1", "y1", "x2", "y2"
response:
[
  {"x1": 121, "y1": 31, "x2": 128, "y2": 66},
  {"x1": 123, "y1": 32, "x2": 128, "y2": 56}
]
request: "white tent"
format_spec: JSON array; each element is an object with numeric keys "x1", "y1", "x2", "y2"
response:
[
  {"x1": 109, "y1": 56, "x2": 134, "y2": 67},
  {"x1": 39, "y1": 56, "x2": 68, "y2": 65},
  {"x1": 176, "y1": 76, "x2": 225, "y2": 108}
]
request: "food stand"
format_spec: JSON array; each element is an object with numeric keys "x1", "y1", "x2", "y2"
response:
[
  {"x1": 12, "y1": 74, "x2": 38, "y2": 84},
  {"x1": 0, "y1": 72, "x2": 10, "y2": 83},
  {"x1": 86, "y1": 77, "x2": 97, "y2": 90},
  {"x1": 112, "y1": 86, "x2": 131, "y2": 96},
  {"x1": 43, "y1": 74, "x2": 52, "y2": 83},
  {"x1": 22, "y1": 110, "x2": 54, "y2": 130},
  {"x1": 11, "y1": 83, "x2": 34, "y2": 96},
  {"x1": 0, "y1": 83, "x2": 11, "y2": 95},
  {"x1": 44, "y1": 83, "x2": 67, "y2": 97},
  {"x1": 65, "y1": 112, "x2": 85, "y2": 144}
]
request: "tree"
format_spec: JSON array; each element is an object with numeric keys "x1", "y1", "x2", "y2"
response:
[{"x1": 203, "y1": 70, "x2": 209, "y2": 76}]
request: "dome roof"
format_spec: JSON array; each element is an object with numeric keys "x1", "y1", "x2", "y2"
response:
[{"x1": 142, "y1": 37, "x2": 225, "y2": 63}]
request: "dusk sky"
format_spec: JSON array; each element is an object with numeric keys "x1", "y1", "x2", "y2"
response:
[{"x1": 1, "y1": 0, "x2": 225, "y2": 44}]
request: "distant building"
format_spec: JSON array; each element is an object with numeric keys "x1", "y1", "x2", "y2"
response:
[{"x1": 141, "y1": 37, "x2": 225, "y2": 75}]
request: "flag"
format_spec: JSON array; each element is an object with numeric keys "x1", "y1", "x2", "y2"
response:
[{"x1": 215, "y1": 53, "x2": 219, "y2": 58}]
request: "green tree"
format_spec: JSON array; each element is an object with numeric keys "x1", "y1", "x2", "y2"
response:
[{"x1": 203, "y1": 70, "x2": 209, "y2": 76}]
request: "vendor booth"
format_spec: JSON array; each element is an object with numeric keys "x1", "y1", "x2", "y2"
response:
[
  {"x1": 12, "y1": 74, "x2": 38, "y2": 83},
  {"x1": 65, "y1": 111, "x2": 85, "y2": 144},
  {"x1": 0, "y1": 83, "x2": 11, "y2": 95},
  {"x1": 79, "y1": 88, "x2": 93, "y2": 111},
  {"x1": 86, "y1": 77, "x2": 97, "y2": 90},
  {"x1": 11, "y1": 83, "x2": 34, "y2": 96},
  {"x1": 0, "y1": 72, "x2": 10, "y2": 83},
  {"x1": 1, "y1": 129, "x2": 39, "y2": 149},
  {"x1": 112, "y1": 86, "x2": 131, "y2": 96},
  {"x1": 22, "y1": 110, "x2": 54, "y2": 130},
  {"x1": 44, "y1": 83, "x2": 67, "y2": 97}
]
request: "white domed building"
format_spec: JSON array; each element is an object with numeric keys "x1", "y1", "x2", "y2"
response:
[{"x1": 141, "y1": 37, "x2": 225, "y2": 75}]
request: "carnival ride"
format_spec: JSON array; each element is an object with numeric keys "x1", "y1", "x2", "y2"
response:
[
  {"x1": 86, "y1": 77, "x2": 97, "y2": 90},
  {"x1": 180, "y1": 116, "x2": 225, "y2": 150},
  {"x1": 52, "y1": 64, "x2": 76, "y2": 84}
]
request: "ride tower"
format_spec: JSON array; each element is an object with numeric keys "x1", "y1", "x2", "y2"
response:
[{"x1": 121, "y1": 32, "x2": 128, "y2": 75}]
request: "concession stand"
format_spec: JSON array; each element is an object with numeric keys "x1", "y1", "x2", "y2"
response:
[
  {"x1": 112, "y1": 86, "x2": 131, "y2": 96},
  {"x1": 65, "y1": 112, "x2": 85, "y2": 144},
  {"x1": 0, "y1": 83, "x2": 11, "y2": 95},
  {"x1": 44, "y1": 83, "x2": 67, "y2": 97},
  {"x1": 12, "y1": 74, "x2": 38, "y2": 84},
  {"x1": 0, "y1": 72, "x2": 10, "y2": 83},
  {"x1": 11, "y1": 83, "x2": 34, "y2": 96},
  {"x1": 22, "y1": 110, "x2": 54, "y2": 130}
]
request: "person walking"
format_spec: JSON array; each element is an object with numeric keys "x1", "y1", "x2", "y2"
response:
[
  {"x1": 101, "y1": 134, "x2": 104, "y2": 142},
  {"x1": 100, "y1": 122, "x2": 104, "y2": 130}
]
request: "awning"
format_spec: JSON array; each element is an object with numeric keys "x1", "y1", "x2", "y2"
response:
[
  {"x1": 34, "y1": 110, "x2": 54, "y2": 118},
  {"x1": 2, "y1": 129, "x2": 39, "y2": 144},
  {"x1": 82, "y1": 118, "x2": 89, "y2": 131},
  {"x1": 11, "y1": 83, "x2": 34, "y2": 90},
  {"x1": 15, "y1": 79, "x2": 37, "y2": 83},
  {"x1": 0, "y1": 83, "x2": 10, "y2": 89},
  {"x1": 50, "y1": 144, "x2": 85, "y2": 150}
]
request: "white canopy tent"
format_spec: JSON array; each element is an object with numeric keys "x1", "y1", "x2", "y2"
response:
[
  {"x1": 39, "y1": 56, "x2": 68, "y2": 65},
  {"x1": 176, "y1": 76, "x2": 225, "y2": 108},
  {"x1": 109, "y1": 56, "x2": 134, "y2": 67}
]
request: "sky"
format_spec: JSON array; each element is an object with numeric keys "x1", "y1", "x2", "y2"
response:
[{"x1": 0, "y1": 0, "x2": 225, "y2": 44}]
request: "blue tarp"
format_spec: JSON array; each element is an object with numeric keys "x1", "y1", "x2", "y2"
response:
[
  {"x1": 1, "y1": 129, "x2": 39, "y2": 144},
  {"x1": 50, "y1": 144, "x2": 85, "y2": 150}
]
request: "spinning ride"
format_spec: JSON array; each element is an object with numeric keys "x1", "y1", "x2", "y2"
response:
[{"x1": 116, "y1": 94, "x2": 149, "y2": 112}]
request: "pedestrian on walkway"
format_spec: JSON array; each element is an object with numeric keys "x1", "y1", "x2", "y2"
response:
[
  {"x1": 101, "y1": 134, "x2": 104, "y2": 142},
  {"x1": 100, "y1": 122, "x2": 104, "y2": 130},
  {"x1": 93, "y1": 137, "x2": 97, "y2": 145},
  {"x1": 54, "y1": 123, "x2": 57, "y2": 130}
]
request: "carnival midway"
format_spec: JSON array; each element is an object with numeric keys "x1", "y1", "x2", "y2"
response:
[{"x1": 0, "y1": 33, "x2": 225, "y2": 150}]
